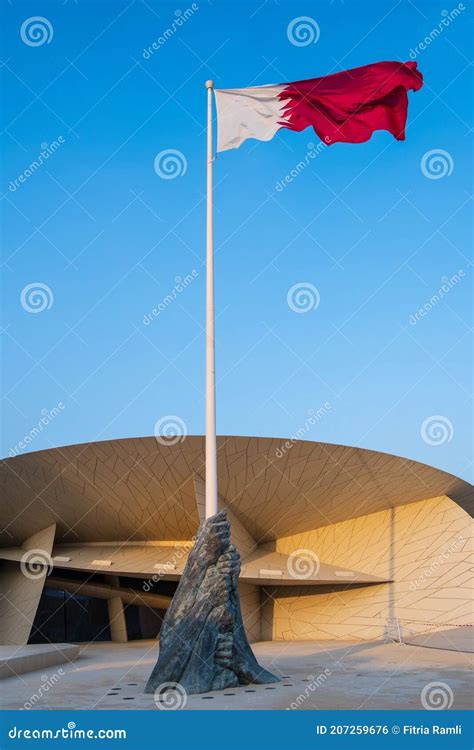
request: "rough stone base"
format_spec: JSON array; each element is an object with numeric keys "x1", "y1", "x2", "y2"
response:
[{"x1": 145, "y1": 511, "x2": 279, "y2": 695}]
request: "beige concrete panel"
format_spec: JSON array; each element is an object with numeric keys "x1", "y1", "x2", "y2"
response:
[
  {"x1": 1, "y1": 437, "x2": 471, "y2": 648},
  {"x1": 269, "y1": 496, "x2": 473, "y2": 641},
  {"x1": 0, "y1": 542, "x2": 193, "y2": 580},
  {"x1": 0, "y1": 539, "x2": 388, "y2": 590},
  {"x1": 193, "y1": 472, "x2": 257, "y2": 557},
  {"x1": 1, "y1": 437, "x2": 471, "y2": 547},
  {"x1": 0, "y1": 524, "x2": 56, "y2": 646},
  {"x1": 238, "y1": 582, "x2": 261, "y2": 643},
  {"x1": 0, "y1": 438, "x2": 203, "y2": 546},
  {"x1": 240, "y1": 548, "x2": 388, "y2": 585}
]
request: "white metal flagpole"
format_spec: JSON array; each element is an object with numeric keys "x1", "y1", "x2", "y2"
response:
[{"x1": 205, "y1": 79, "x2": 218, "y2": 519}]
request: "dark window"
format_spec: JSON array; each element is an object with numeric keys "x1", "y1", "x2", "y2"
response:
[{"x1": 29, "y1": 590, "x2": 111, "y2": 643}]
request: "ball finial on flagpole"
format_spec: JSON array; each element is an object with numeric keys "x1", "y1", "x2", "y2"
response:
[{"x1": 205, "y1": 80, "x2": 214, "y2": 89}]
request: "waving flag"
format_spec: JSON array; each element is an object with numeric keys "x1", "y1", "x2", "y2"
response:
[
  {"x1": 214, "y1": 61, "x2": 423, "y2": 152},
  {"x1": 202, "y1": 62, "x2": 423, "y2": 520}
]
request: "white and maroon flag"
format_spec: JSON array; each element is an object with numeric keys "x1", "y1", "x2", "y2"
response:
[{"x1": 214, "y1": 61, "x2": 423, "y2": 152}]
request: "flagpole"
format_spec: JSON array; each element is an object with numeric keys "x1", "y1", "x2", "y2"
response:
[{"x1": 205, "y1": 79, "x2": 218, "y2": 519}]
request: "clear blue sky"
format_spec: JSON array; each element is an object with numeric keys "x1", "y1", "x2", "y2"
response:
[{"x1": 1, "y1": 0, "x2": 472, "y2": 482}]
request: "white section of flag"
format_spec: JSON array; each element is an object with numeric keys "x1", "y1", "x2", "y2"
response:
[{"x1": 214, "y1": 86, "x2": 287, "y2": 152}]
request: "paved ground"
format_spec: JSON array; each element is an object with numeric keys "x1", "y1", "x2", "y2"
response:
[
  {"x1": 1, "y1": 639, "x2": 472, "y2": 711},
  {"x1": 404, "y1": 627, "x2": 473, "y2": 653}
]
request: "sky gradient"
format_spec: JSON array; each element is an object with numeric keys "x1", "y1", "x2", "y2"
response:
[{"x1": 1, "y1": 0, "x2": 472, "y2": 482}]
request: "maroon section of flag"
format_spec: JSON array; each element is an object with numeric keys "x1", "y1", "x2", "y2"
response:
[
  {"x1": 215, "y1": 61, "x2": 423, "y2": 152},
  {"x1": 278, "y1": 61, "x2": 423, "y2": 145}
]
